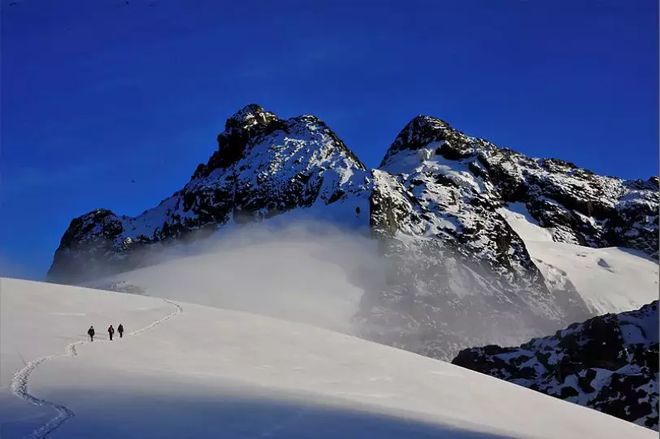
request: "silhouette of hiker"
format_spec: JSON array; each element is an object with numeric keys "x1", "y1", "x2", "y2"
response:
[
  {"x1": 118, "y1": 323, "x2": 124, "y2": 338},
  {"x1": 88, "y1": 326, "x2": 95, "y2": 342},
  {"x1": 108, "y1": 324, "x2": 115, "y2": 341}
]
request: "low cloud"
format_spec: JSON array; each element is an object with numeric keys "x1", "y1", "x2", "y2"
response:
[{"x1": 96, "y1": 221, "x2": 387, "y2": 334}]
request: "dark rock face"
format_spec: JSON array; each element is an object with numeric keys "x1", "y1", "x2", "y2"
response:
[
  {"x1": 49, "y1": 209, "x2": 142, "y2": 281},
  {"x1": 452, "y1": 301, "x2": 659, "y2": 430},
  {"x1": 48, "y1": 105, "x2": 370, "y2": 282}
]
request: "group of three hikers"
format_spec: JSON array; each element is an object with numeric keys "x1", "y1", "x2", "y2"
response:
[{"x1": 87, "y1": 323, "x2": 124, "y2": 341}]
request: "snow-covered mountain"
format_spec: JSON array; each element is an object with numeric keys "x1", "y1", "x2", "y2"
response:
[
  {"x1": 48, "y1": 105, "x2": 371, "y2": 282},
  {"x1": 360, "y1": 118, "x2": 587, "y2": 359},
  {"x1": 1, "y1": 277, "x2": 655, "y2": 439},
  {"x1": 359, "y1": 114, "x2": 656, "y2": 358},
  {"x1": 375, "y1": 115, "x2": 657, "y2": 257},
  {"x1": 453, "y1": 301, "x2": 659, "y2": 431},
  {"x1": 48, "y1": 105, "x2": 658, "y2": 361}
]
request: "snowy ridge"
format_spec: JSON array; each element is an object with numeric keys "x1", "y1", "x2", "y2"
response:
[{"x1": 453, "y1": 301, "x2": 659, "y2": 430}]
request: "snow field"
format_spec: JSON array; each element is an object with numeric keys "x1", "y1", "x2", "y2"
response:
[{"x1": 0, "y1": 277, "x2": 654, "y2": 438}]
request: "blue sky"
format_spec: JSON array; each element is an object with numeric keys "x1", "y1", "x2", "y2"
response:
[{"x1": 1, "y1": 0, "x2": 658, "y2": 278}]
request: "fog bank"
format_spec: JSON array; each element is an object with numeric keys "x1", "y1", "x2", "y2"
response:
[{"x1": 97, "y1": 222, "x2": 386, "y2": 334}]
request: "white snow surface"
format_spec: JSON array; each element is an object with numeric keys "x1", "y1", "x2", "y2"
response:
[
  {"x1": 499, "y1": 203, "x2": 659, "y2": 314},
  {"x1": 1, "y1": 277, "x2": 653, "y2": 438}
]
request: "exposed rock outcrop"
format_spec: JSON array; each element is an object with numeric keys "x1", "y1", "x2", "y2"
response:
[{"x1": 453, "y1": 301, "x2": 659, "y2": 430}]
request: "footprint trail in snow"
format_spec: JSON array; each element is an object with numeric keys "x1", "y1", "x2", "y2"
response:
[{"x1": 10, "y1": 298, "x2": 183, "y2": 439}]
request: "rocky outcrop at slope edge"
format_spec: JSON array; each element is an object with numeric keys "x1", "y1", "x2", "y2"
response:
[
  {"x1": 48, "y1": 104, "x2": 371, "y2": 281},
  {"x1": 452, "y1": 301, "x2": 659, "y2": 430},
  {"x1": 49, "y1": 105, "x2": 658, "y2": 360}
]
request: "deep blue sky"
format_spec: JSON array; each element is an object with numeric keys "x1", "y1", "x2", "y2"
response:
[{"x1": 1, "y1": 0, "x2": 658, "y2": 278}]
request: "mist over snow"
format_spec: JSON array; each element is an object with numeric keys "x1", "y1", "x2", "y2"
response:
[
  {"x1": 95, "y1": 221, "x2": 388, "y2": 334},
  {"x1": 89, "y1": 217, "x2": 599, "y2": 353}
]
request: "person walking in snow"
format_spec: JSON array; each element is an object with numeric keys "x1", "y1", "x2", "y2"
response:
[
  {"x1": 88, "y1": 326, "x2": 95, "y2": 342},
  {"x1": 117, "y1": 323, "x2": 124, "y2": 338},
  {"x1": 108, "y1": 324, "x2": 115, "y2": 341}
]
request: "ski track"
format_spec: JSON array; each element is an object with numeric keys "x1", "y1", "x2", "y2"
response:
[{"x1": 10, "y1": 298, "x2": 183, "y2": 439}]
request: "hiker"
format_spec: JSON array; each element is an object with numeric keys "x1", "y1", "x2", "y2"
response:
[
  {"x1": 108, "y1": 324, "x2": 115, "y2": 341},
  {"x1": 88, "y1": 326, "x2": 95, "y2": 342},
  {"x1": 118, "y1": 323, "x2": 124, "y2": 338}
]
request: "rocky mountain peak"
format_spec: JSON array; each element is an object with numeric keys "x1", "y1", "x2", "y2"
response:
[
  {"x1": 225, "y1": 103, "x2": 278, "y2": 132},
  {"x1": 193, "y1": 106, "x2": 364, "y2": 179},
  {"x1": 380, "y1": 115, "x2": 481, "y2": 169},
  {"x1": 193, "y1": 105, "x2": 285, "y2": 177},
  {"x1": 389, "y1": 115, "x2": 452, "y2": 151}
]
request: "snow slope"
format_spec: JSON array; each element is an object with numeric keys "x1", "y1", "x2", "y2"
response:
[
  {"x1": 0, "y1": 278, "x2": 654, "y2": 438},
  {"x1": 498, "y1": 203, "x2": 658, "y2": 314}
]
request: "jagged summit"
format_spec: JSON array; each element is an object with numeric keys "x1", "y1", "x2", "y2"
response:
[
  {"x1": 49, "y1": 105, "x2": 371, "y2": 282},
  {"x1": 375, "y1": 111, "x2": 658, "y2": 257},
  {"x1": 379, "y1": 115, "x2": 486, "y2": 171},
  {"x1": 197, "y1": 104, "x2": 286, "y2": 175},
  {"x1": 195, "y1": 105, "x2": 364, "y2": 179},
  {"x1": 225, "y1": 103, "x2": 278, "y2": 131}
]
